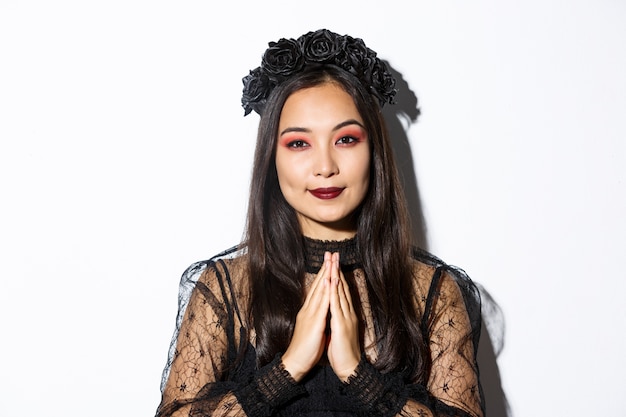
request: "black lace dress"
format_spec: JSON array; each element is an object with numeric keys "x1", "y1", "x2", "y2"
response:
[{"x1": 155, "y1": 237, "x2": 484, "y2": 417}]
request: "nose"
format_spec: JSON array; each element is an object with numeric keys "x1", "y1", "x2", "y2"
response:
[{"x1": 313, "y1": 146, "x2": 338, "y2": 178}]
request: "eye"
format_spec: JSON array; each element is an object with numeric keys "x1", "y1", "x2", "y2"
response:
[
  {"x1": 286, "y1": 139, "x2": 309, "y2": 149},
  {"x1": 336, "y1": 136, "x2": 359, "y2": 145}
]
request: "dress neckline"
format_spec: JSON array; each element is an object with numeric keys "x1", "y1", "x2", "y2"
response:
[{"x1": 302, "y1": 235, "x2": 361, "y2": 274}]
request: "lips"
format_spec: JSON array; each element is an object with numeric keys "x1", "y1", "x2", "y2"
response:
[{"x1": 309, "y1": 187, "x2": 344, "y2": 200}]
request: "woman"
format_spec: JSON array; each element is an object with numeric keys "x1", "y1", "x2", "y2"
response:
[{"x1": 156, "y1": 29, "x2": 484, "y2": 417}]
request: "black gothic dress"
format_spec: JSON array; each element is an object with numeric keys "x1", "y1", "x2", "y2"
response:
[{"x1": 155, "y1": 237, "x2": 484, "y2": 417}]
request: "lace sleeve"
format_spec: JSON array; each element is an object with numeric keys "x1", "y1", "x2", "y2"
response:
[
  {"x1": 420, "y1": 266, "x2": 484, "y2": 417},
  {"x1": 155, "y1": 254, "x2": 305, "y2": 417},
  {"x1": 341, "y1": 264, "x2": 483, "y2": 417},
  {"x1": 156, "y1": 259, "x2": 240, "y2": 417}
]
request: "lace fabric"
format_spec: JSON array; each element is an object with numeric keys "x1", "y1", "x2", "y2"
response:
[{"x1": 156, "y1": 239, "x2": 484, "y2": 417}]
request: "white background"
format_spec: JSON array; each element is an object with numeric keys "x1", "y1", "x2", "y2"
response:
[{"x1": 1, "y1": 1, "x2": 625, "y2": 416}]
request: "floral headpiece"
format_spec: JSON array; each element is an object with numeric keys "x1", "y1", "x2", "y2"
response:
[{"x1": 241, "y1": 29, "x2": 397, "y2": 116}]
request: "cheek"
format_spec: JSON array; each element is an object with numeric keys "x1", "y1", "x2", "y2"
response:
[
  {"x1": 357, "y1": 156, "x2": 372, "y2": 202},
  {"x1": 275, "y1": 163, "x2": 289, "y2": 192},
  {"x1": 275, "y1": 153, "x2": 303, "y2": 190},
  {"x1": 275, "y1": 149, "x2": 288, "y2": 183},
  {"x1": 353, "y1": 149, "x2": 371, "y2": 188}
]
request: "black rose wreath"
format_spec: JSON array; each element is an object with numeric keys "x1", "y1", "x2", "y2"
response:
[{"x1": 241, "y1": 29, "x2": 397, "y2": 116}]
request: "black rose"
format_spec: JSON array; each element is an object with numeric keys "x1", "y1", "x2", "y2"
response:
[
  {"x1": 300, "y1": 29, "x2": 344, "y2": 64},
  {"x1": 339, "y1": 36, "x2": 375, "y2": 77},
  {"x1": 370, "y1": 62, "x2": 397, "y2": 105},
  {"x1": 242, "y1": 29, "x2": 398, "y2": 116},
  {"x1": 261, "y1": 37, "x2": 304, "y2": 82},
  {"x1": 241, "y1": 67, "x2": 273, "y2": 116}
]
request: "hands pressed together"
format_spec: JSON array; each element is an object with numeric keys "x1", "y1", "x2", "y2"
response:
[{"x1": 281, "y1": 251, "x2": 361, "y2": 383}]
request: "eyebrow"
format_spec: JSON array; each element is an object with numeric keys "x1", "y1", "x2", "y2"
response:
[{"x1": 279, "y1": 119, "x2": 365, "y2": 137}]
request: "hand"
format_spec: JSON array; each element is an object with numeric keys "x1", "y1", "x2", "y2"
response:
[
  {"x1": 327, "y1": 252, "x2": 361, "y2": 382},
  {"x1": 282, "y1": 252, "x2": 332, "y2": 382}
]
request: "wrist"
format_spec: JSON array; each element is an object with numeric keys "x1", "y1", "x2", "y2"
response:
[
  {"x1": 342, "y1": 357, "x2": 408, "y2": 416},
  {"x1": 235, "y1": 354, "x2": 306, "y2": 416},
  {"x1": 334, "y1": 356, "x2": 361, "y2": 382},
  {"x1": 280, "y1": 351, "x2": 307, "y2": 382}
]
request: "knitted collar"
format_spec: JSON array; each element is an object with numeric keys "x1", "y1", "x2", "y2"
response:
[{"x1": 302, "y1": 235, "x2": 361, "y2": 274}]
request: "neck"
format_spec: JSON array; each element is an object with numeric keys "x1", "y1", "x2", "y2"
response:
[
  {"x1": 302, "y1": 230, "x2": 356, "y2": 241},
  {"x1": 302, "y1": 235, "x2": 361, "y2": 274},
  {"x1": 298, "y1": 218, "x2": 357, "y2": 241}
]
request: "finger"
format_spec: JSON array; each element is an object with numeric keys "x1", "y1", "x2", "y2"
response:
[
  {"x1": 330, "y1": 258, "x2": 352, "y2": 326},
  {"x1": 312, "y1": 251, "x2": 331, "y2": 289},
  {"x1": 329, "y1": 254, "x2": 343, "y2": 316},
  {"x1": 329, "y1": 275, "x2": 341, "y2": 319},
  {"x1": 337, "y1": 279, "x2": 352, "y2": 318},
  {"x1": 303, "y1": 252, "x2": 331, "y2": 307},
  {"x1": 329, "y1": 253, "x2": 352, "y2": 316},
  {"x1": 330, "y1": 252, "x2": 340, "y2": 285},
  {"x1": 337, "y1": 268, "x2": 354, "y2": 316}
]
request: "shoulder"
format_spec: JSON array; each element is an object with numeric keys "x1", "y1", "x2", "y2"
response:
[
  {"x1": 413, "y1": 249, "x2": 481, "y2": 331},
  {"x1": 409, "y1": 247, "x2": 452, "y2": 299},
  {"x1": 176, "y1": 244, "x2": 250, "y2": 304},
  {"x1": 410, "y1": 247, "x2": 476, "y2": 288},
  {"x1": 189, "y1": 244, "x2": 249, "y2": 285},
  {"x1": 409, "y1": 247, "x2": 482, "y2": 320}
]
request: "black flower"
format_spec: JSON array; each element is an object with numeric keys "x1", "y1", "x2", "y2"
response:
[
  {"x1": 299, "y1": 29, "x2": 343, "y2": 64},
  {"x1": 241, "y1": 67, "x2": 273, "y2": 116},
  {"x1": 370, "y1": 61, "x2": 397, "y2": 105},
  {"x1": 241, "y1": 29, "x2": 397, "y2": 116},
  {"x1": 261, "y1": 37, "x2": 304, "y2": 82},
  {"x1": 339, "y1": 36, "x2": 374, "y2": 77}
]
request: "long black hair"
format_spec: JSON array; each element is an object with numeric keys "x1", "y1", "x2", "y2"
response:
[{"x1": 244, "y1": 65, "x2": 428, "y2": 382}]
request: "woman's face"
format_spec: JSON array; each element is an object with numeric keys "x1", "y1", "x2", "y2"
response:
[{"x1": 275, "y1": 82, "x2": 371, "y2": 240}]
